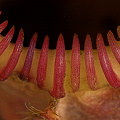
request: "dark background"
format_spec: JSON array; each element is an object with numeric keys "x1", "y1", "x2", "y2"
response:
[{"x1": 0, "y1": 0, "x2": 120, "y2": 50}]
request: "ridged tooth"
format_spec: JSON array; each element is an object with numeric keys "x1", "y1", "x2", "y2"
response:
[
  {"x1": 117, "y1": 26, "x2": 120, "y2": 38},
  {"x1": 0, "y1": 28, "x2": 24, "y2": 81},
  {"x1": 0, "y1": 26, "x2": 15, "y2": 56},
  {"x1": 107, "y1": 30, "x2": 120, "y2": 64},
  {"x1": 50, "y1": 33, "x2": 65, "y2": 99},
  {"x1": 0, "y1": 20, "x2": 8, "y2": 33},
  {"x1": 71, "y1": 33, "x2": 80, "y2": 92},
  {"x1": 84, "y1": 34, "x2": 98, "y2": 90},
  {"x1": 20, "y1": 32, "x2": 38, "y2": 81},
  {"x1": 96, "y1": 33, "x2": 120, "y2": 88},
  {"x1": 36, "y1": 35, "x2": 49, "y2": 89}
]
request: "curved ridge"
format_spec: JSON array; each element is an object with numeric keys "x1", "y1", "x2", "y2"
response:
[
  {"x1": 50, "y1": 33, "x2": 65, "y2": 99},
  {"x1": 0, "y1": 28, "x2": 24, "y2": 81},
  {"x1": 96, "y1": 33, "x2": 120, "y2": 88},
  {"x1": 84, "y1": 34, "x2": 98, "y2": 90},
  {"x1": 107, "y1": 30, "x2": 120, "y2": 64},
  {"x1": 0, "y1": 26, "x2": 15, "y2": 56},
  {"x1": 0, "y1": 20, "x2": 8, "y2": 33},
  {"x1": 71, "y1": 33, "x2": 80, "y2": 92},
  {"x1": 20, "y1": 32, "x2": 38, "y2": 81},
  {"x1": 37, "y1": 35, "x2": 49, "y2": 89}
]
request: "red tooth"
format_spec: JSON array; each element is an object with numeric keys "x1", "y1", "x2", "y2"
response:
[
  {"x1": 36, "y1": 35, "x2": 49, "y2": 89},
  {"x1": 96, "y1": 33, "x2": 120, "y2": 88},
  {"x1": 0, "y1": 11, "x2": 2, "y2": 15},
  {"x1": 107, "y1": 30, "x2": 120, "y2": 64},
  {"x1": 117, "y1": 26, "x2": 120, "y2": 38},
  {"x1": 71, "y1": 33, "x2": 80, "y2": 92},
  {"x1": 0, "y1": 20, "x2": 8, "y2": 33},
  {"x1": 84, "y1": 34, "x2": 98, "y2": 90},
  {"x1": 50, "y1": 33, "x2": 65, "y2": 98},
  {"x1": 20, "y1": 32, "x2": 38, "y2": 80},
  {"x1": 0, "y1": 28, "x2": 24, "y2": 81},
  {"x1": 0, "y1": 26, "x2": 15, "y2": 56}
]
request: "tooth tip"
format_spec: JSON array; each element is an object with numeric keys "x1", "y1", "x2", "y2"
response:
[
  {"x1": 87, "y1": 33, "x2": 90, "y2": 36},
  {"x1": 9, "y1": 26, "x2": 15, "y2": 33},
  {"x1": 117, "y1": 25, "x2": 120, "y2": 30},
  {"x1": 108, "y1": 30, "x2": 112, "y2": 33},
  {"x1": 97, "y1": 33, "x2": 101, "y2": 36},
  {"x1": 12, "y1": 25, "x2": 15, "y2": 30},
  {"x1": 20, "y1": 28, "x2": 23, "y2": 31},
  {"x1": 97, "y1": 33, "x2": 102, "y2": 39},
  {"x1": 35, "y1": 32, "x2": 38, "y2": 34},
  {"x1": 44, "y1": 35, "x2": 49, "y2": 44},
  {"x1": 4, "y1": 20, "x2": 8, "y2": 24},
  {"x1": 19, "y1": 28, "x2": 24, "y2": 41},
  {"x1": 59, "y1": 33, "x2": 63, "y2": 38},
  {"x1": 74, "y1": 33, "x2": 78, "y2": 37},
  {"x1": 117, "y1": 26, "x2": 120, "y2": 33},
  {"x1": 73, "y1": 33, "x2": 80, "y2": 46},
  {"x1": 117, "y1": 26, "x2": 120, "y2": 38},
  {"x1": 20, "y1": 28, "x2": 24, "y2": 33},
  {"x1": 45, "y1": 35, "x2": 49, "y2": 39},
  {"x1": 85, "y1": 34, "x2": 91, "y2": 45},
  {"x1": 86, "y1": 34, "x2": 91, "y2": 39},
  {"x1": 34, "y1": 32, "x2": 38, "y2": 37},
  {"x1": 107, "y1": 30, "x2": 112, "y2": 36},
  {"x1": 58, "y1": 33, "x2": 65, "y2": 45}
]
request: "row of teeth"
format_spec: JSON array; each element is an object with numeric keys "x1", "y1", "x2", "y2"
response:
[{"x1": 0, "y1": 11, "x2": 120, "y2": 99}]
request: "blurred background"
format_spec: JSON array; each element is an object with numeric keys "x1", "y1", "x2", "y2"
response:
[{"x1": 0, "y1": 0, "x2": 120, "y2": 50}]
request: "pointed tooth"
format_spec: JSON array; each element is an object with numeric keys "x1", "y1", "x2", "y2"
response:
[
  {"x1": 107, "y1": 30, "x2": 120, "y2": 64},
  {"x1": 36, "y1": 35, "x2": 49, "y2": 89},
  {"x1": 117, "y1": 26, "x2": 120, "y2": 39},
  {"x1": 96, "y1": 33, "x2": 120, "y2": 88},
  {"x1": 0, "y1": 26, "x2": 15, "y2": 56},
  {"x1": 20, "y1": 32, "x2": 38, "y2": 81},
  {"x1": 84, "y1": 34, "x2": 98, "y2": 90},
  {"x1": 71, "y1": 33, "x2": 80, "y2": 92},
  {"x1": 0, "y1": 20, "x2": 8, "y2": 33},
  {"x1": 0, "y1": 28, "x2": 24, "y2": 81},
  {"x1": 50, "y1": 33, "x2": 65, "y2": 98}
]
